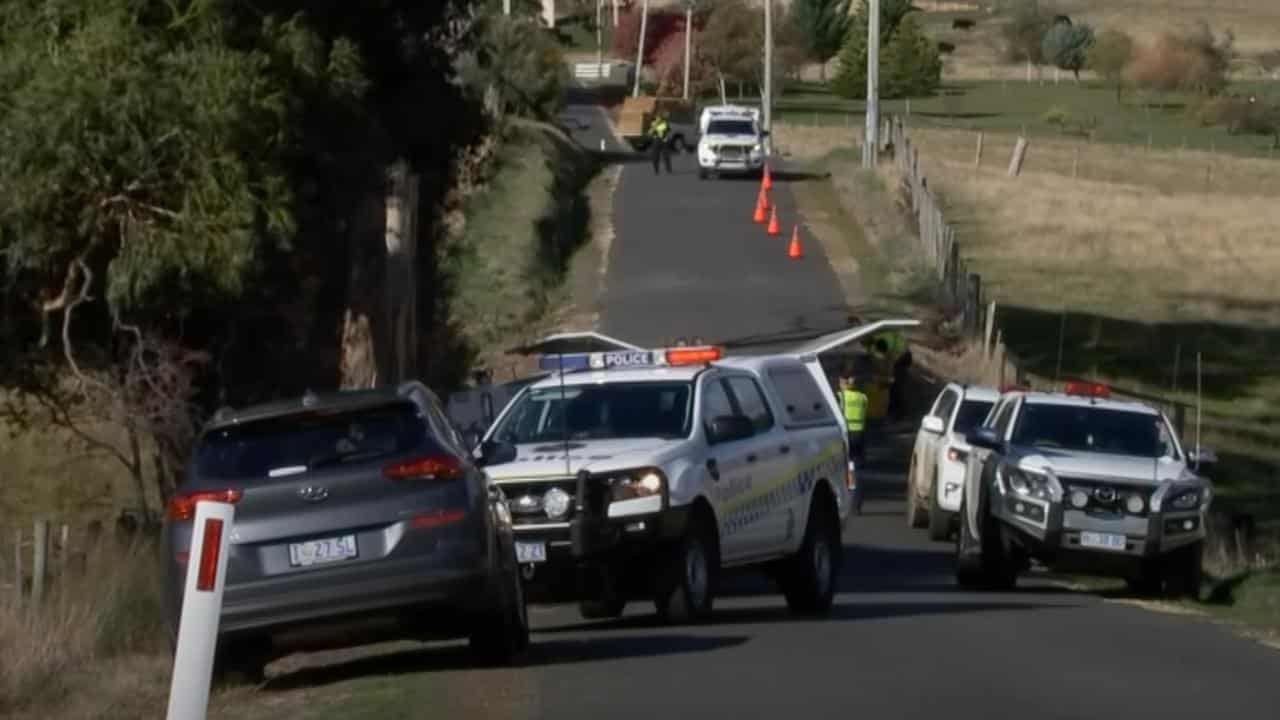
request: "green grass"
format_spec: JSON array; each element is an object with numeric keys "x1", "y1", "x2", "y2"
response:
[{"x1": 767, "y1": 79, "x2": 1280, "y2": 158}]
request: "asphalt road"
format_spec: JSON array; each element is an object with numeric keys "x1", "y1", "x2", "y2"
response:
[{"x1": 443, "y1": 92, "x2": 1280, "y2": 718}]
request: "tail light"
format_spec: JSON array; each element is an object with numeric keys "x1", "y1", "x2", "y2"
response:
[
  {"x1": 167, "y1": 489, "x2": 243, "y2": 521},
  {"x1": 384, "y1": 454, "x2": 464, "y2": 481}
]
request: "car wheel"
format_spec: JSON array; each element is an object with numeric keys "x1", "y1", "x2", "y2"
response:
[
  {"x1": 470, "y1": 545, "x2": 530, "y2": 665},
  {"x1": 654, "y1": 510, "x2": 718, "y2": 623},
  {"x1": 955, "y1": 498, "x2": 985, "y2": 588},
  {"x1": 1161, "y1": 542, "x2": 1204, "y2": 599},
  {"x1": 927, "y1": 473, "x2": 951, "y2": 542},
  {"x1": 906, "y1": 459, "x2": 928, "y2": 528},
  {"x1": 780, "y1": 492, "x2": 842, "y2": 615},
  {"x1": 955, "y1": 494, "x2": 1015, "y2": 590}
]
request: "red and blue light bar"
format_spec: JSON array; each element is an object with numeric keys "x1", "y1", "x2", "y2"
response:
[{"x1": 538, "y1": 346, "x2": 723, "y2": 373}]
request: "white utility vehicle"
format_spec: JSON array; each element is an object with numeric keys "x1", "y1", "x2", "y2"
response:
[
  {"x1": 907, "y1": 383, "x2": 999, "y2": 541},
  {"x1": 696, "y1": 105, "x2": 767, "y2": 179},
  {"x1": 474, "y1": 321, "x2": 917, "y2": 622}
]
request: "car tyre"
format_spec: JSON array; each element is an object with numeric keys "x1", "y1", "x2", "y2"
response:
[
  {"x1": 927, "y1": 473, "x2": 952, "y2": 542},
  {"x1": 470, "y1": 544, "x2": 530, "y2": 666},
  {"x1": 955, "y1": 496, "x2": 1016, "y2": 590},
  {"x1": 654, "y1": 511, "x2": 718, "y2": 624},
  {"x1": 780, "y1": 493, "x2": 842, "y2": 615}
]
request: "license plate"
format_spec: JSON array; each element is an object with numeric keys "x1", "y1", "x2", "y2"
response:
[
  {"x1": 288, "y1": 535, "x2": 358, "y2": 567},
  {"x1": 1080, "y1": 531, "x2": 1127, "y2": 552},
  {"x1": 515, "y1": 541, "x2": 547, "y2": 564}
]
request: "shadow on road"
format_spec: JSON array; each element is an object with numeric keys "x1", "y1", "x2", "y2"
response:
[
  {"x1": 262, "y1": 633, "x2": 749, "y2": 691},
  {"x1": 536, "y1": 598, "x2": 1070, "y2": 635}
]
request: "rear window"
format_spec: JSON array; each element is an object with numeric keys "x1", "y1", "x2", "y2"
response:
[
  {"x1": 194, "y1": 402, "x2": 431, "y2": 479},
  {"x1": 766, "y1": 368, "x2": 835, "y2": 425},
  {"x1": 953, "y1": 400, "x2": 995, "y2": 434}
]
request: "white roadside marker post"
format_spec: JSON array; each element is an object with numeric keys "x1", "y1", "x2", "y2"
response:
[{"x1": 166, "y1": 501, "x2": 235, "y2": 720}]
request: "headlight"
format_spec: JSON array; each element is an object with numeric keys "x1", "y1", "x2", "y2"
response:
[
  {"x1": 1125, "y1": 492, "x2": 1145, "y2": 514},
  {"x1": 1000, "y1": 465, "x2": 1060, "y2": 502},
  {"x1": 543, "y1": 487, "x2": 572, "y2": 519},
  {"x1": 1169, "y1": 490, "x2": 1201, "y2": 510},
  {"x1": 751, "y1": 143, "x2": 762, "y2": 155},
  {"x1": 1069, "y1": 489, "x2": 1089, "y2": 509},
  {"x1": 608, "y1": 468, "x2": 666, "y2": 502}
]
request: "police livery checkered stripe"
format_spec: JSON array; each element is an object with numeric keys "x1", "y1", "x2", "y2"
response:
[{"x1": 722, "y1": 443, "x2": 845, "y2": 537}]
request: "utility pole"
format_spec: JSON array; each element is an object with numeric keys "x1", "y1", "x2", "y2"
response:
[
  {"x1": 863, "y1": 0, "x2": 880, "y2": 169},
  {"x1": 682, "y1": 2, "x2": 693, "y2": 100},
  {"x1": 503, "y1": 0, "x2": 511, "y2": 15},
  {"x1": 632, "y1": 0, "x2": 649, "y2": 97},
  {"x1": 597, "y1": 0, "x2": 605, "y2": 78},
  {"x1": 763, "y1": 0, "x2": 773, "y2": 136},
  {"x1": 613, "y1": 0, "x2": 619, "y2": 27}
]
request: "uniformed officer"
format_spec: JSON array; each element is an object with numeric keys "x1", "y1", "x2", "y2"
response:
[
  {"x1": 649, "y1": 111, "x2": 673, "y2": 175},
  {"x1": 839, "y1": 375, "x2": 868, "y2": 464}
]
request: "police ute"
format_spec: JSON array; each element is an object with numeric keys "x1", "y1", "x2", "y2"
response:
[
  {"x1": 472, "y1": 320, "x2": 918, "y2": 622},
  {"x1": 697, "y1": 105, "x2": 768, "y2": 180},
  {"x1": 956, "y1": 381, "x2": 1216, "y2": 596}
]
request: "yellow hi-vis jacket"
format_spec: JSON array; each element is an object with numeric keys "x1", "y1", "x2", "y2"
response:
[{"x1": 840, "y1": 389, "x2": 868, "y2": 432}]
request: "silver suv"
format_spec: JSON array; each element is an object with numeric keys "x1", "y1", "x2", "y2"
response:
[
  {"x1": 956, "y1": 382, "x2": 1215, "y2": 596},
  {"x1": 162, "y1": 382, "x2": 528, "y2": 681}
]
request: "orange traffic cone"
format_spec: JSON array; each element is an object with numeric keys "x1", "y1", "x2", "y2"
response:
[
  {"x1": 767, "y1": 205, "x2": 781, "y2": 236},
  {"x1": 762, "y1": 164, "x2": 773, "y2": 191},
  {"x1": 753, "y1": 188, "x2": 768, "y2": 223},
  {"x1": 787, "y1": 225, "x2": 803, "y2": 258}
]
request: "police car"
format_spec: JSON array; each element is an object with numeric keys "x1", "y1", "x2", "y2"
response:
[
  {"x1": 956, "y1": 381, "x2": 1215, "y2": 596},
  {"x1": 473, "y1": 320, "x2": 918, "y2": 622},
  {"x1": 907, "y1": 383, "x2": 999, "y2": 541},
  {"x1": 696, "y1": 105, "x2": 768, "y2": 180}
]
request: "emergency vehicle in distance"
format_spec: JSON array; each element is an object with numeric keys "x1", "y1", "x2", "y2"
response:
[
  {"x1": 696, "y1": 105, "x2": 768, "y2": 180},
  {"x1": 956, "y1": 381, "x2": 1216, "y2": 595},
  {"x1": 471, "y1": 320, "x2": 918, "y2": 623}
]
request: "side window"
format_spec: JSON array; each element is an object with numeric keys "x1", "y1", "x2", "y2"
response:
[
  {"x1": 766, "y1": 368, "x2": 835, "y2": 425},
  {"x1": 726, "y1": 376, "x2": 775, "y2": 433},
  {"x1": 992, "y1": 398, "x2": 1019, "y2": 439},
  {"x1": 933, "y1": 390, "x2": 958, "y2": 422},
  {"x1": 700, "y1": 378, "x2": 735, "y2": 429}
]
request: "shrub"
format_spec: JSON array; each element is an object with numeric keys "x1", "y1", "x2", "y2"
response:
[
  {"x1": 1125, "y1": 22, "x2": 1233, "y2": 95},
  {"x1": 1041, "y1": 22, "x2": 1094, "y2": 80},
  {"x1": 1088, "y1": 29, "x2": 1135, "y2": 101},
  {"x1": 1001, "y1": 0, "x2": 1059, "y2": 64},
  {"x1": 1042, "y1": 105, "x2": 1071, "y2": 128},
  {"x1": 833, "y1": 8, "x2": 941, "y2": 99},
  {"x1": 938, "y1": 41, "x2": 957, "y2": 54}
]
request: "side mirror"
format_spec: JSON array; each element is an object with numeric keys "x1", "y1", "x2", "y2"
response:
[
  {"x1": 921, "y1": 415, "x2": 946, "y2": 435},
  {"x1": 1188, "y1": 447, "x2": 1218, "y2": 467},
  {"x1": 476, "y1": 439, "x2": 517, "y2": 467},
  {"x1": 707, "y1": 415, "x2": 754, "y2": 444},
  {"x1": 965, "y1": 427, "x2": 1003, "y2": 452},
  {"x1": 760, "y1": 129, "x2": 771, "y2": 138}
]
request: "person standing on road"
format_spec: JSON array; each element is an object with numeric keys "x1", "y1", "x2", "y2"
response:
[
  {"x1": 839, "y1": 375, "x2": 868, "y2": 465},
  {"x1": 648, "y1": 111, "x2": 673, "y2": 175}
]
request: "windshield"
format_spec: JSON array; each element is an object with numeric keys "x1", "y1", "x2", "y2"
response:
[
  {"x1": 707, "y1": 119, "x2": 756, "y2": 136},
  {"x1": 1010, "y1": 403, "x2": 1171, "y2": 458},
  {"x1": 953, "y1": 400, "x2": 995, "y2": 434},
  {"x1": 194, "y1": 402, "x2": 431, "y2": 478},
  {"x1": 491, "y1": 382, "x2": 693, "y2": 443}
]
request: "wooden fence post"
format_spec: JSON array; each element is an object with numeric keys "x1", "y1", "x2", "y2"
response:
[
  {"x1": 984, "y1": 301, "x2": 997, "y2": 359},
  {"x1": 975, "y1": 132, "x2": 984, "y2": 168},
  {"x1": 968, "y1": 274, "x2": 983, "y2": 335},
  {"x1": 59, "y1": 524, "x2": 70, "y2": 577},
  {"x1": 32, "y1": 519, "x2": 49, "y2": 608},
  {"x1": 1008, "y1": 137, "x2": 1029, "y2": 177},
  {"x1": 13, "y1": 527, "x2": 22, "y2": 607},
  {"x1": 1072, "y1": 146, "x2": 1079, "y2": 178}
]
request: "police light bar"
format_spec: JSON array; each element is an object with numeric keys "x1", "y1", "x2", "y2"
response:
[
  {"x1": 1064, "y1": 381, "x2": 1110, "y2": 398},
  {"x1": 537, "y1": 345, "x2": 723, "y2": 372}
]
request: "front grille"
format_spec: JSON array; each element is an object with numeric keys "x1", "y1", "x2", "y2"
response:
[
  {"x1": 717, "y1": 146, "x2": 745, "y2": 159},
  {"x1": 500, "y1": 477, "x2": 608, "y2": 525},
  {"x1": 1061, "y1": 477, "x2": 1155, "y2": 516}
]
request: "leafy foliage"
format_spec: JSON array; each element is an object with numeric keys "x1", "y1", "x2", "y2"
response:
[
  {"x1": 1041, "y1": 21, "x2": 1094, "y2": 79},
  {"x1": 1001, "y1": 0, "x2": 1058, "y2": 65},
  {"x1": 832, "y1": 2, "x2": 940, "y2": 99},
  {"x1": 1125, "y1": 22, "x2": 1234, "y2": 95},
  {"x1": 1087, "y1": 29, "x2": 1135, "y2": 100},
  {"x1": 792, "y1": 0, "x2": 853, "y2": 67},
  {"x1": 456, "y1": 13, "x2": 568, "y2": 125}
]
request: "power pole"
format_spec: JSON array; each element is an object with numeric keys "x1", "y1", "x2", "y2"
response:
[
  {"x1": 503, "y1": 0, "x2": 511, "y2": 15},
  {"x1": 613, "y1": 0, "x2": 619, "y2": 27},
  {"x1": 597, "y1": 0, "x2": 605, "y2": 78},
  {"x1": 763, "y1": 0, "x2": 773, "y2": 136},
  {"x1": 632, "y1": 0, "x2": 649, "y2": 97},
  {"x1": 862, "y1": 0, "x2": 880, "y2": 169},
  {"x1": 682, "y1": 2, "x2": 693, "y2": 100}
]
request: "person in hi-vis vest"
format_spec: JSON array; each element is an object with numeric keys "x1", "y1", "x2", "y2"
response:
[{"x1": 838, "y1": 375, "x2": 868, "y2": 464}]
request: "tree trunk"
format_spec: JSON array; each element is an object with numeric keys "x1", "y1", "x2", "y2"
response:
[
  {"x1": 339, "y1": 183, "x2": 391, "y2": 390},
  {"x1": 126, "y1": 427, "x2": 149, "y2": 522}
]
